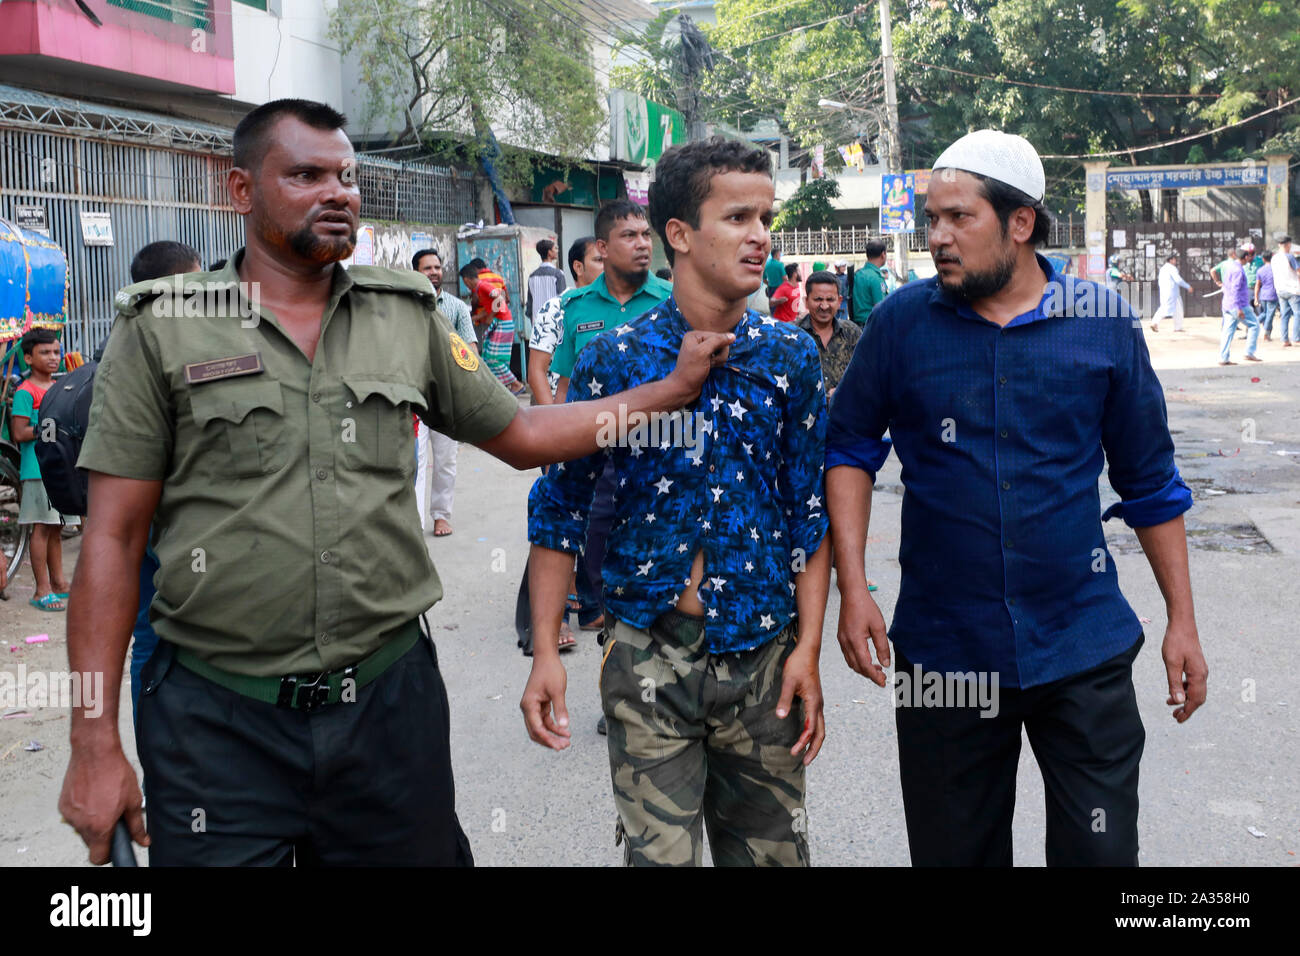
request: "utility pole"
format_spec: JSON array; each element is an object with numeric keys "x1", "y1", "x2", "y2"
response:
[
  {"x1": 676, "y1": 14, "x2": 715, "y2": 141},
  {"x1": 878, "y1": 0, "x2": 908, "y2": 278}
]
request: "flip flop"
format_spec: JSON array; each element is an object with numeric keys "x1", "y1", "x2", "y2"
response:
[
  {"x1": 557, "y1": 624, "x2": 577, "y2": 652},
  {"x1": 29, "y1": 594, "x2": 66, "y2": 612},
  {"x1": 566, "y1": 593, "x2": 581, "y2": 612}
]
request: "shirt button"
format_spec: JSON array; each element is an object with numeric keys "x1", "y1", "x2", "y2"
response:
[
  {"x1": 320, "y1": 551, "x2": 332, "y2": 563},
  {"x1": 312, "y1": 392, "x2": 321, "y2": 403},
  {"x1": 708, "y1": 465, "x2": 715, "y2": 472},
  {"x1": 1008, "y1": 598, "x2": 1017, "y2": 606},
  {"x1": 620, "y1": 306, "x2": 626, "y2": 312},
  {"x1": 316, "y1": 469, "x2": 328, "y2": 480},
  {"x1": 1005, "y1": 541, "x2": 1014, "y2": 549},
  {"x1": 1002, "y1": 480, "x2": 1010, "y2": 490},
  {"x1": 998, "y1": 375, "x2": 1007, "y2": 385},
  {"x1": 1000, "y1": 429, "x2": 1008, "y2": 438},
  {"x1": 319, "y1": 631, "x2": 331, "y2": 644}
]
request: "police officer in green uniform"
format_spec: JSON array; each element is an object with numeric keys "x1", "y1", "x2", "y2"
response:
[{"x1": 57, "y1": 99, "x2": 732, "y2": 867}]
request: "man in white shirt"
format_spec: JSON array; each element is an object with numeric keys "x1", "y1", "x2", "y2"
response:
[
  {"x1": 1270, "y1": 236, "x2": 1300, "y2": 346},
  {"x1": 1149, "y1": 252, "x2": 1192, "y2": 332},
  {"x1": 413, "y1": 248, "x2": 477, "y2": 537}
]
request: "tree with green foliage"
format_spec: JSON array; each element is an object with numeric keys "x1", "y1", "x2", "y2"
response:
[
  {"x1": 330, "y1": 0, "x2": 605, "y2": 186},
  {"x1": 774, "y1": 177, "x2": 842, "y2": 230}
]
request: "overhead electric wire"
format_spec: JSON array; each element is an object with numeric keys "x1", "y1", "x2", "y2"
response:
[
  {"x1": 899, "y1": 57, "x2": 1223, "y2": 99},
  {"x1": 1040, "y1": 95, "x2": 1300, "y2": 159}
]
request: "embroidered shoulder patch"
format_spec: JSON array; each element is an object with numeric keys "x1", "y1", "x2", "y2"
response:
[{"x1": 449, "y1": 332, "x2": 479, "y2": 371}]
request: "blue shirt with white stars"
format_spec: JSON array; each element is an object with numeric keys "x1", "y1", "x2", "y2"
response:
[
  {"x1": 827, "y1": 254, "x2": 1192, "y2": 688},
  {"x1": 528, "y1": 296, "x2": 829, "y2": 654}
]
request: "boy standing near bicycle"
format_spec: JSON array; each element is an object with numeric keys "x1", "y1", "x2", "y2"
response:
[{"x1": 10, "y1": 328, "x2": 79, "y2": 612}]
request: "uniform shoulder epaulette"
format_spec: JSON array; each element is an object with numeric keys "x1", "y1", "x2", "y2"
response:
[
  {"x1": 348, "y1": 266, "x2": 437, "y2": 302},
  {"x1": 113, "y1": 271, "x2": 222, "y2": 319},
  {"x1": 560, "y1": 283, "x2": 595, "y2": 302}
]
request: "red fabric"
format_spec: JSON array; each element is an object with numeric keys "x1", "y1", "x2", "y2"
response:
[
  {"x1": 772, "y1": 281, "x2": 799, "y2": 322},
  {"x1": 474, "y1": 270, "x2": 512, "y2": 322},
  {"x1": 16, "y1": 379, "x2": 48, "y2": 410}
]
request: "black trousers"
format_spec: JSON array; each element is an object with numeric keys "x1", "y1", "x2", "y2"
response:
[
  {"x1": 895, "y1": 635, "x2": 1145, "y2": 867},
  {"x1": 137, "y1": 629, "x2": 473, "y2": 866}
]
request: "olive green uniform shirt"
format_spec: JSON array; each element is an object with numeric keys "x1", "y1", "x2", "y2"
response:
[
  {"x1": 78, "y1": 252, "x2": 519, "y2": 676},
  {"x1": 548, "y1": 273, "x2": 673, "y2": 379}
]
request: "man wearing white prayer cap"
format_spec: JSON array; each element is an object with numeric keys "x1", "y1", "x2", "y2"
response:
[{"x1": 825, "y1": 128, "x2": 1207, "y2": 866}]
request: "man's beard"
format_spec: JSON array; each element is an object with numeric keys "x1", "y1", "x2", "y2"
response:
[
  {"x1": 286, "y1": 221, "x2": 356, "y2": 263},
  {"x1": 608, "y1": 262, "x2": 649, "y2": 288},
  {"x1": 936, "y1": 247, "x2": 1016, "y2": 301}
]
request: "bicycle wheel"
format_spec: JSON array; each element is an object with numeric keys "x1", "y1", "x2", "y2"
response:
[{"x1": 1, "y1": 449, "x2": 29, "y2": 584}]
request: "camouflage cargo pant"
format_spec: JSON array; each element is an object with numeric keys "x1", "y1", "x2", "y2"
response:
[{"x1": 599, "y1": 609, "x2": 809, "y2": 867}]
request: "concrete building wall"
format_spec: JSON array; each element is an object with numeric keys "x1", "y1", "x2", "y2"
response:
[{"x1": 231, "y1": 0, "x2": 343, "y2": 111}]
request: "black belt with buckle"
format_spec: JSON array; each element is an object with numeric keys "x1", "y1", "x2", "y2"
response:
[{"x1": 174, "y1": 620, "x2": 422, "y2": 712}]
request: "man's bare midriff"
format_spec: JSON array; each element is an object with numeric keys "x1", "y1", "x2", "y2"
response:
[{"x1": 675, "y1": 549, "x2": 708, "y2": 616}]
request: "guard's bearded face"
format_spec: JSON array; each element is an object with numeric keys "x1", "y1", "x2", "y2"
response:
[{"x1": 256, "y1": 118, "x2": 361, "y2": 265}]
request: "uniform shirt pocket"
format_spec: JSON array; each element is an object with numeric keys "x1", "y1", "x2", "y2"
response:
[
  {"x1": 188, "y1": 379, "x2": 287, "y2": 479},
  {"x1": 341, "y1": 375, "x2": 427, "y2": 476}
]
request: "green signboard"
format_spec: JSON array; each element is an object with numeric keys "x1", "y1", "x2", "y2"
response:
[{"x1": 609, "y1": 90, "x2": 685, "y2": 167}]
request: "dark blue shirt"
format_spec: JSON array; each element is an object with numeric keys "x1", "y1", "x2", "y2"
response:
[
  {"x1": 827, "y1": 255, "x2": 1191, "y2": 688},
  {"x1": 529, "y1": 297, "x2": 829, "y2": 654}
]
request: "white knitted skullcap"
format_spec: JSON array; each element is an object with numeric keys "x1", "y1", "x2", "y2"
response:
[{"x1": 932, "y1": 130, "x2": 1045, "y2": 202}]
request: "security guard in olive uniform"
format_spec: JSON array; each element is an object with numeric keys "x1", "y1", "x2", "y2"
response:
[{"x1": 57, "y1": 99, "x2": 731, "y2": 866}]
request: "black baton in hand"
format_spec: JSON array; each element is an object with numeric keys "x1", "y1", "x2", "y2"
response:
[{"x1": 111, "y1": 818, "x2": 138, "y2": 867}]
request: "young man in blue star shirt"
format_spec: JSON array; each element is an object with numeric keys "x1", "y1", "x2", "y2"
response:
[
  {"x1": 827, "y1": 130, "x2": 1208, "y2": 866},
  {"x1": 521, "y1": 137, "x2": 832, "y2": 866}
]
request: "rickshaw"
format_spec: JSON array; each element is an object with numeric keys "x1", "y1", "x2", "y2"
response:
[{"x1": 0, "y1": 217, "x2": 71, "y2": 588}]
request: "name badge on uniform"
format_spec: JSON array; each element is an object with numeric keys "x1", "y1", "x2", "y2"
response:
[
  {"x1": 183, "y1": 352, "x2": 265, "y2": 385},
  {"x1": 576, "y1": 320, "x2": 604, "y2": 334}
]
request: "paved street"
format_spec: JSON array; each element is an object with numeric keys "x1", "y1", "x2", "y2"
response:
[{"x1": 2, "y1": 313, "x2": 1297, "y2": 866}]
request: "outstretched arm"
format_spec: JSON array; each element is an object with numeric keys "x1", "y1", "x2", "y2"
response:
[{"x1": 478, "y1": 330, "x2": 732, "y2": 469}]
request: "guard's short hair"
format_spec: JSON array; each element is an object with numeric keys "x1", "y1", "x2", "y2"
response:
[
  {"x1": 595, "y1": 200, "x2": 647, "y2": 242},
  {"x1": 130, "y1": 240, "x2": 201, "y2": 283},
  {"x1": 536, "y1": 238, "x2": 556, "y2": 260},
  {"x1": 865, "y1": 239, "x2": 888, "y2": 259},
  {"x1": 20, "y1": 327, "x2": 58, "y2": 357},
  {"x1": 648, "y1": 136, "x2": 772, "y2": 265},
  {"x1": 804, "y1": 270, "x2": 842, "y2": 296},
  {"x1": 784, "y1": 262, "x2": 799, "y2": 279},
  {"x1": 567, "y1": 236, "x2": 597, "y2": 281},
  {"x1": 233, "y1": 99, "x2": 348, "y2": 174},
  {"x1": 411, "y1": 248, "x2": 440, "y2": 270},
  {"x1": 970, "y1": 172, "x2": 1052, "y2": 247}
]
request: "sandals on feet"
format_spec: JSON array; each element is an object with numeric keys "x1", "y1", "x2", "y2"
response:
[
  {"x1": 558, "y1": 623, "x2": 577, "y2": 652},
  {"x1": 29, "y1": 594, "x2": 66, "y2": 612}
]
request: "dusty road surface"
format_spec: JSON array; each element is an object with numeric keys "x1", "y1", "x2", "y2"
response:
[{"x1": 2, "y1": 314, "x2": 1296, "y2": 866}]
